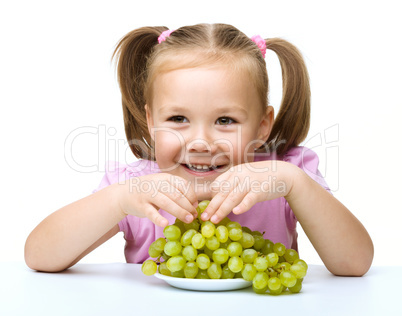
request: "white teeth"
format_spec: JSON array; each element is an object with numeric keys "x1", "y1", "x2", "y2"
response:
[{"x1": 186, "y1": 163, "x2": 216, "y2": 170}]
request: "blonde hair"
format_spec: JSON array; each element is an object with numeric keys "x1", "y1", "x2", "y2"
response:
[{"x1": 112, "y1": 23, "x2": 310, "y2": 159}]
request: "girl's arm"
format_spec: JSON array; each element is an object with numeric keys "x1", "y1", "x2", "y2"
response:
[
  {"x1": 202, "y1": 161, "x2": 374, "y2": 276},
  {"x1": 25, "y1": 174, "x2": 199, "y2": 272},
  {"x1": 284, "y1": 164, "x2": 374, "y2": 276},
  {"x1": 25, "y1": 184, "x2": 125, "y2": 272}
]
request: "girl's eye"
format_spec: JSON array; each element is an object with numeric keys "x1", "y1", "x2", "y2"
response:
[
  {"x1": 216, "y1": 117, "x2": 235, "y2": 125},
  {"x1": 168, "y1": 116, "x2": 188, "y2": 123}
]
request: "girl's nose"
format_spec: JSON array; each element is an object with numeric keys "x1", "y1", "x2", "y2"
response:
[
  {"x1": 186, "y1": 128, "x2": 218, "y2": 154},
  {"x1": 187, "y1": 139, "x2": 215, "y2": 153}
]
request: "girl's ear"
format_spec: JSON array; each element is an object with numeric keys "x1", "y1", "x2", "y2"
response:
[
  {"x1": 145, "y1": 104, "x2": 155, "y2": 141},
  {"x1": 256, "y1": 106, "x2": 274, "y2": 149}
]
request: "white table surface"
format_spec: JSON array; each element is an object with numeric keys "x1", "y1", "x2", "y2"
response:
[{"x1": 0, "y1": 262, "x2": 400, "y2": 315}]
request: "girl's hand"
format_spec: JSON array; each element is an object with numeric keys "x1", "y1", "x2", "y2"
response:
[
  {"x1": 117, "y1": 173, "x2": 199, "y2": 227},
  {"x1": 201, "y1": 161, "x2": 293, "y2": 224}
]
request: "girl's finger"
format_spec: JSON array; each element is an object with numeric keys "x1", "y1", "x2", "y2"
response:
[
  {"x1": 201, "y1": 190, "x2": 229, "y2": 221},
  {"x1": 209, "y1": 188, "x2": 248, "y2": 224},
  {"x1": 155, "y1": 191, "x2": 197, "y2": 224},
  {"x1": 169, "y1": 176, "x2": 199, "y2": 217},
  {"x1": 143, "y1": 204, "x2": 169, "y2": 227},
  {"x1": 232, "y1": 192, "x2": 260, "y2": 215}
]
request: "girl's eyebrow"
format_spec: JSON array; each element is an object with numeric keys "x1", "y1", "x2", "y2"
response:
[
  {"x1": 159, "y1": 105, "x2": 248, "y2": 116},
  {"x1": 215, "y1": 106, "x2": 248, "y2": 116}
]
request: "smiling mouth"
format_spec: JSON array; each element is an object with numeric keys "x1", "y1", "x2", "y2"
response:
[{"x1": 183, "y1": 163, "x2": 227, "y2": 173}]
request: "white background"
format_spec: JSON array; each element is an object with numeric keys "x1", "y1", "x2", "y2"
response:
[{"x1": 1, "y1": 0, "x2": 401, "y2": 267}]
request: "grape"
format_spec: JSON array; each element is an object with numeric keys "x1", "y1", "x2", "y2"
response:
[
  {"x1": 166, "y1": 256, "x2": 186, "y2": 272},
  {"x1": 273, "y1": 242, "x2": 286, "y2": 256},
  {"x1": 266, "y1": 252, "x2": 279, "y2": 267},
  {"x1": 261, "y1": 239, "x2": 274, "y2": 255},
  {"x1": 253, "y1": 256, "x2": 269, "y2": 272},
  {"x1": 215, "y1": 225, "x2": 229, "y2": 243},
  {"x1": 227, "y1": 242, "x2": 243, "y2": 257},
  {"x1": 253, "y1": 285, "x2": 268, "y2": 294},
  {"x1": 253, "y1": 235, "x2": 265, "y2": 250},
  {"x1": 142, "y1": 260, "x2": 157, "y2": 276},
  {"x1": 171, "y1": 270, "x2": 185, "y2": 278},
  {"x1": 197, "y1": 200, "x2": 210, "y2": 213},
  {"x1": 228, "y1": 256, "x2": 243, "y2": 273},
  {"x1": 148, "y1": 243, "x2": 161, "y2": 258},
  {"x1": 267, "y1": 284, "x2": 284, "y2": 295},
  {"x1": 290, "y1": 263, "x2": 307, "y2": 279},
  {"x1": 191, "y1": 233, "x2": 206, "y2": 249},
  {"x1": 275, "y1": 262, "x2": 291, "y2": 272},
  {"x1": 228, "y1": 227, "x2": 243, "y2": 241},
  {"x1": 216, "y1": 217, "x2": 231, "y2": 226},
  {"x1": 219, "y1": 239, "x2": 231, "y2": 249},
  {"x1": 266, "y1": 267, "x2": 278, "y2": 278},
  {"x1": 212, "y1": 248, "x2": 229, "y2": 265},
  {"x1": 174, "y1": 218, "x2": 186, "y2": 234},
  {"x1": 183, "y1": 221, "x2": 200, "y2": 231},
  {"x1": 196, "y1": 254, "x2": 211, "y2": 270},
  {"x1": 203, "y1": 247, "x2": 214, "y2": 259},
  {"x1": 163, "y1": 225, "x2": 181, "y2": 241},
  {"x1": 288, "y1": 279, "x2": 302, "y2": 293},
  {"x1": 253, "y1": 271, "x2": 269, "y2": 290},
  {"x1": 283, "y1": 248, "x2": 299, "y2": 264},
  {"x1": 207, "y1": 262, "x2": 222, "y2": 279},
  {"x1": 239, "y1": 232, "x2": 254, "y2": 248},
  {"x1": 182, "y1": 245, "x2": 197, "y2": 261},
  {"x1": 241, "y1": 249, "x2": 258, "y2": 263},
  {"x1": 141, "y1": 200, "x2": 309, "y2": 296},
  {"x1": 153, "y1": 238, "x2": 167, "y2": 252},
  {"x1": 226, "y1": 221, "x2": 241, "y2": 229},
  {"x1": 196, "y1": 269, "x2": 210, "y2": 279},
  {"x1": 267, "y1": 276, "x2": 281, "y2": 291},
  {"x1": 205, "y1": 236, "x2": 220, "y2": 250},
  {"x1": 241, "y1": 263, "x2": 257, "y2": 281},
  {"x1": 181, "y1": 229, "x2": 197, "y2": 246},
  {"x1": 184, "y1": 261, "x2": 198, "y2": 278},
  {"x1": 164, "y1": 240, "x2": 182, "y2": 256},
  {"x1": 158, "y1": 262, "x2": 171, "y2": 276},
  {"x1": 222, "y1": 264, "x2": 236, "y2": 279},
  {"x1": 280, "y1": 271, "x2": 297, "y2": 288},
  {"x1": 294, "y1": 259, "x2": 308, "y2": 271},
  {"x1": 201, "y1": 221, "x2": 216, "y2": 238}
]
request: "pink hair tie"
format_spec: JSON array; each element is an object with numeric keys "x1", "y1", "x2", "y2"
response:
[
  {"x1": 251, "y1": 35, "x2": 266, "y2": 58},
  {"x1": 158, "y1": 29, "x2": 175, "y2": 44}
]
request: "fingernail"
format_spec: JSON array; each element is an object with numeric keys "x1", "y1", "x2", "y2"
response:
[
  {"x1": 185, "y1": 215, "x2": 193, "y2": 223},
  {"x1": 211, "y1": 215, "x2": 218, "y2": 223},
  {"x1": 201, "y1": 213, "x2": 208, "y2": 221}
]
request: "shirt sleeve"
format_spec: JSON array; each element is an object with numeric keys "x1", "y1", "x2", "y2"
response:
[
  {"x1": 91, "y1": 160, "x2": 160, "y2": 238},
  {"x1": 283, "y1": 146, "x2": 332, "y2": 193}
]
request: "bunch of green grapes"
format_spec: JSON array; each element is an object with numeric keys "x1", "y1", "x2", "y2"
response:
[{"x1": 141, "y1": 200, "x2": 308, "y2": 295}]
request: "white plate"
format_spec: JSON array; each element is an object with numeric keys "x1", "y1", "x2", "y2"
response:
[{"x1": 154, "y1": 273, "x2": 252, "y2": 291}]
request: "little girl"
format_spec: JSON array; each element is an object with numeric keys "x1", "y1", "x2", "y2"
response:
[{"x1": 25, "y1": 23, "x2": 373, "y2": 276}]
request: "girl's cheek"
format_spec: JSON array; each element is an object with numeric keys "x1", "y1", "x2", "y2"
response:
[{"x1": 153, "y1": 130, "x2": 185, "y2": 166}]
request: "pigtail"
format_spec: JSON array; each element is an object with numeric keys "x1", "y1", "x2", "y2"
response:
[
  {"x1": 112, "y1": 26, "x2": 168, "y2": 159},
  {"x1": 265, "y1": 38, "x2": 311, "y2": 155}
]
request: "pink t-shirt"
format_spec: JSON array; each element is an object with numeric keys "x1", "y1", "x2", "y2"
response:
[{"x1": 94, "y1": 146, "x2": 330, "y2": 264}]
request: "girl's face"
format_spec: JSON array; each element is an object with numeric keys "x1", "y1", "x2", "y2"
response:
[{"x1": 146, "y1": 65, "x2": 273, "y2": 199}]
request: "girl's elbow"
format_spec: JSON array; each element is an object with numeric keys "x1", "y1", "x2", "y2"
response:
[{"x1": 329, "y1": 244, "x2": 374, "y2": 277}]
